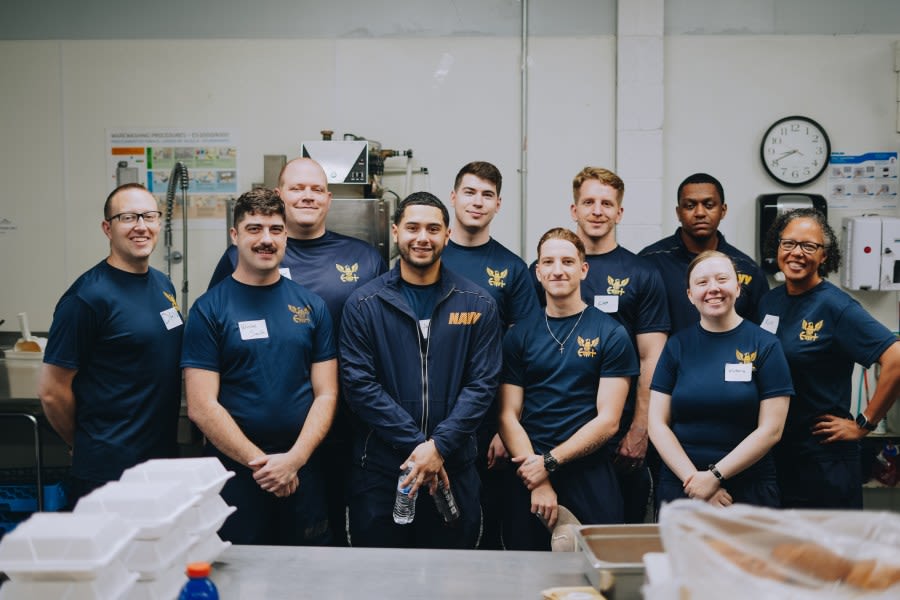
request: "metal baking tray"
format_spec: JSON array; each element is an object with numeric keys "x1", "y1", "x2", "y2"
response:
[{"x1": 576, "y1": 524, "x2": 663, "y2": 600}]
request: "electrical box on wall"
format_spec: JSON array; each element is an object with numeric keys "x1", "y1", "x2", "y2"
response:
[{"x1": 841, "y1": 215, "x2": 900, "y2": 291}]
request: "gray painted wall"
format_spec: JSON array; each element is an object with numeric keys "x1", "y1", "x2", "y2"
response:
[{"x1": 1, "y1": 0, "x2": 899, "y2": 40}]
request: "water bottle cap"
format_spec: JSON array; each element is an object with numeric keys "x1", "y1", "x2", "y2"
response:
[{"x1": 186, "y1": 562, "x2": 212, "y2": 578}]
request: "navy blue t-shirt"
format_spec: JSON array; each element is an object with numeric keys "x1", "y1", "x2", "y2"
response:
[
  {"x1": 502, "y1": 306, "x2": 639, "y2": 454},
  {"x1": 651, "y1": 319, "x2": 794, "y2": 481},
  {"x1": 208, "y1": 230, "x2": 387, "y2": 328},
  {"x1": 182, "y1": 276, "x2": 336, "y2": 452},
  {"x1": 442, "y1": 238, "x2": 539, "y2": 329},
  {"x1": 44, "y1": 261, "x2": 184, "y2": 482},
  {"x1": 758, "y1": 281, "x2": 896, "y2": 460},
  {"x1": 530, "y1": 246, "x2": 670, "y2": 435},
  {"x1": 639, "y1": 229, "x2": 769, "y2": 333}
]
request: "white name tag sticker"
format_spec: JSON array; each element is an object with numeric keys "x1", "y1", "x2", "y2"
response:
[
  {"x1": 239, "y1": 319, "x2": 269, "y2": 340},
  {"x1": 725, "y1": 363, "x2": 752, "y2": 382},
  {"x1": 279, "y1": 267, "x2": 292, "y2": 280},
  {"x1": 160, "y1": 307, "x2": 183, "y2": 330},
  {"x1": 419, "y1": 319, "x2": 431, "y2": 339},
  {"x1": 594, "y1": 295, "x2": 619, "y2": 313},
  {"x1": 760, "y1": 314, "x2": 779, "y2": 334}
]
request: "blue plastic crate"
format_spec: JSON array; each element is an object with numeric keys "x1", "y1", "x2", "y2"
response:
[{"x1": 0, "y1": 482, "x2": 67, "y2": 513}]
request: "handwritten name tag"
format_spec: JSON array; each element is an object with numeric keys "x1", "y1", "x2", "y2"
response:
[
  {"x1": 239, "y1": 319, "x2": 269, "y2": 340},
  {"x1": 724, "y1": 363, "x2": 752, "y2": 382}
]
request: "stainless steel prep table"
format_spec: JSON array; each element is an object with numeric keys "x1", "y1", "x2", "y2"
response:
[{"x1": 210, "y1": 545, "x2": 590, "y2": 598}]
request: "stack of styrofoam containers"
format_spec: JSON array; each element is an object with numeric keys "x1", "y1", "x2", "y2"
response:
[
  {"x1": 119, "y1": 458, "x2": 235, "y2": 578},
  {"x1": 0, "y1": 512, "x2": 139, "y2": 599},
  {"x1": 73, "y1": 479, "x2": 202, "y2": 600}
]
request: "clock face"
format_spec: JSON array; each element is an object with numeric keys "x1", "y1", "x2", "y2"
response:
[{"x1": 760, "y1": 116, "x2": 831, "y2": 186}]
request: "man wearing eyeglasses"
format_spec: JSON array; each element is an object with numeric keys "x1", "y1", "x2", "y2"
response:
[
  {"x1": 639, "y1": 173, "x2": 769, "y2": 333},
  {"x1": 40, "y1": 183, "x2": 183, "y2": 506}
]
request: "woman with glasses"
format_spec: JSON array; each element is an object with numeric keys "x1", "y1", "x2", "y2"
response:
[
  {"x1": 759, "y1": 208, "x2": 900, "y2": 509},
  {"x1": 649, "y1": 251, "x2": 793, "y2": 509}
]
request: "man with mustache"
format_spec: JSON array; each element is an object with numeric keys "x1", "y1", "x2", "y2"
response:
[
  {"x1": 640, "y1": 173, "x2": 768, "y2": 333},
  {"x1": 339, "y1": 192, "x2": 502, "y2": 548},
  {"x1": 208, "y1": 157, "x2": 386, "y2": 545},
  {"x1": 183, "y1": 188, "x2": 338, "y2": 545}
]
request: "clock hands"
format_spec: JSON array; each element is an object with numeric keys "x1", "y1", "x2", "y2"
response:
[{"x1": 773, "y1": 149, "x2": 803, "y2": 165}]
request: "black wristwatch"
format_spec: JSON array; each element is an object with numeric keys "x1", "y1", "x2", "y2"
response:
[
  {"x1": 543, "y1": 452, "x2": 560, "y2": 473},
  {"x1": 855, "y1": 413, "x2": 877, "y2": 432}
]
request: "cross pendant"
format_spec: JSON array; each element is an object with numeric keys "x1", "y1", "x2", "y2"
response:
[{"x1": 559, "y1": 346, "x2": 564, "y2": 354}]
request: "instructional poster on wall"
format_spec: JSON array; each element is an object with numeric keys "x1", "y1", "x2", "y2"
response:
[
  {"x1": 828, "y1": 151, "x2": 897, "y2": 211},
  {"x1": 106, "y1": 129, "x2": 238, "y2": 220}
]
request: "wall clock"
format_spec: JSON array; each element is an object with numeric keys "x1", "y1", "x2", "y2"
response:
[{"x1": 760, "y1": 116, "x2": 831, "y2": 186}]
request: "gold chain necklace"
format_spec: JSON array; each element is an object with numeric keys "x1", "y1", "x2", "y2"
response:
[{"x1": 544, "y1": 306, "x2": 587, "y2": 354}]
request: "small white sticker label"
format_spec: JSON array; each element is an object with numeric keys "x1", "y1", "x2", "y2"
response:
[
  {"x1": 594, "y1": 295, "x2": 619, "y2": 313},
  {"x1": 279, "y1": 267, "x2": 292, "y2": 280},
  {"x1": 239, "y1": 319, "x2": 269, "y2": 340},
  {"x1": 160, "y1": 307, "x2": 183, "y2": 330},
  {"x1": 419, "y1": 319, "x2": 431, "y2": 339},
  {"x1": 760, "y1": 314, "x2": 779, "y2": 334},
  {"x1": 725, "y1": 363, "x2": 752, "y2": 382}
]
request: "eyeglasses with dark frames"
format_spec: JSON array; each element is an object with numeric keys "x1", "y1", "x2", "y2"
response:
[
  {"x1": 106, "y1": 211, "x2": 162, "y2": 225},
  {"x1": 778, "y1": 239, "x2": 824, "y2": 254}
]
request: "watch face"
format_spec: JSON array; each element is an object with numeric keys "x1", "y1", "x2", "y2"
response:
[{"x1": 760, "y1": 116, "x2": 831, "y2": 186}]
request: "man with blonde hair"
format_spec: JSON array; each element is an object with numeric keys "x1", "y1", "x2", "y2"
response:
[{"x1": 502, "y1": 227, "x2": 637, "y2": 550}]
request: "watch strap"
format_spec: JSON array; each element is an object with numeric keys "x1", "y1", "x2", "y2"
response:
[
  {"x1": 708, "y1": 464, "x2": 725, "y2": 482},
  {"x1": 856, "y1": 413, "x2": 877, "y2": 431}
]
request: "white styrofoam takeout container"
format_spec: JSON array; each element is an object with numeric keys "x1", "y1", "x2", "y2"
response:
[
  {"x1": 0, "y1": 513, "x2": 137, "y2": 581},
  {"x1": 74, "y1": 480, "x2": 199, "y2": 540},
  {"x1": 119, "y1": 457, "x2": 234, "y2": 498},
  {"x1": 0, "y1": 559, "x2": 137, "y2": 600}
]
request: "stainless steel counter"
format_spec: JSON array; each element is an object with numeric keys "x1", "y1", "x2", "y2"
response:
[{"x1": 210, "y1": 545, "x2": 590, "y2": 599}]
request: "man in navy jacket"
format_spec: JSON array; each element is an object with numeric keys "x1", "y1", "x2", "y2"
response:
[{"x1": 339, "y1": 192, "x2": 502, "y2": 548}]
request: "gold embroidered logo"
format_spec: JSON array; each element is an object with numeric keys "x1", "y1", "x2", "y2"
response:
[
  {"x1": 577, "y1": 336, "x2": 599, "y2": 357},
  {"x1": 799, "y1": 319, "x2": 824, "y2": 341},
  {"x1": 163, "y1": 291, "x2": 180, "y2": 312},
  {"x1": 738, "y1": 273, "x2": 752, "y2": 285},
  {"x1": 448, "y1": 312, "x2": 482, "y2": 325},
  {"x1": 486, "y1": 267, "x2": 508, "y2": 288},
  {"x1": 606, "y1": 276, "x2": 629, "y2": 296},
  {"x1": 735, "y1": 349, "x2": 757, "y2": 370},
  {"x1": 336, "y1": 263, "x2": 359, "y2": 283},
  {"x1": 289, "y1": 304, "x2": 311, "y2": 324}
]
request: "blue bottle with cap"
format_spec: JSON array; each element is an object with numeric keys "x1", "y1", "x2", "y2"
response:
[{"x1": 179, "y1": 562, "x2": 219, "y2": 599}]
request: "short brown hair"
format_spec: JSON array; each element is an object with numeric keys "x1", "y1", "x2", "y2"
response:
[
  {"x1": 233, "y1": 187, "x2": 285, "y2": 227},
  {"x1": 572, "y1": 167, "x2": 624, "y2": 204},
  {"x1": 454, "y1": 161, "x2": 502, "y2": 195},
  {"x1": 537, "y1": 227, "x2": 586, "y2": 263}
]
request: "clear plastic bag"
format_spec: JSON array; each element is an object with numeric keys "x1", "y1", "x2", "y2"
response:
[{"x1": 656, "y1": 500, "x2": 900, "y2": 599}]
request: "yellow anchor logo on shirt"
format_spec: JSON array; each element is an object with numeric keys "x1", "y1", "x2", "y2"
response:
[
  {"x1": 163, "y1": 291, "x2": 180, "y2": 312},
  {"x1": 289, "y1": 304, "x2": 311, "y2": 324},
  {"x1": 577, "y1": 336, "x2": 599, "y2": 358},
  {"x1": 336, "y1": 263, "x2": 360, "y2": 283},
  {"x1": 799, "y1": 319, "x2": 824, "y2": 341},
  {"x1": 735, "y1": 349, "x2": 757, "y2": 370},
  {"x1": 606, "y1": 276, "x2": 629, "y2": 296},
  {"x1": 487, "y1": 267, "x2": 508, "y2": 288}
]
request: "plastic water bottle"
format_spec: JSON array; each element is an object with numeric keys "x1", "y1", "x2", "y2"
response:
[
  {"x1": 433, "y1": 479, "x2": 461, "y2": 525},
  {"x1": 393, "y1": 462, "x2": 416, "y2": 524},
  {"x1": 179, "y1": 562, "x2": 219, "y2": 599}
]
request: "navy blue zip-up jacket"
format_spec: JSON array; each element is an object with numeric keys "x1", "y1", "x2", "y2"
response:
[{"x1": 339, "y1": 263, "x2": 502, "y2": 476}]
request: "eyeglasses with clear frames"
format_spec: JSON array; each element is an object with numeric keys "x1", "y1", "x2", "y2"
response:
[
  {"x1": 778, "y1": 239, "x2": 824, "y2": 254},
  {"x1": 107, "y1": 211, "x2": 162, "y2": 225}
]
